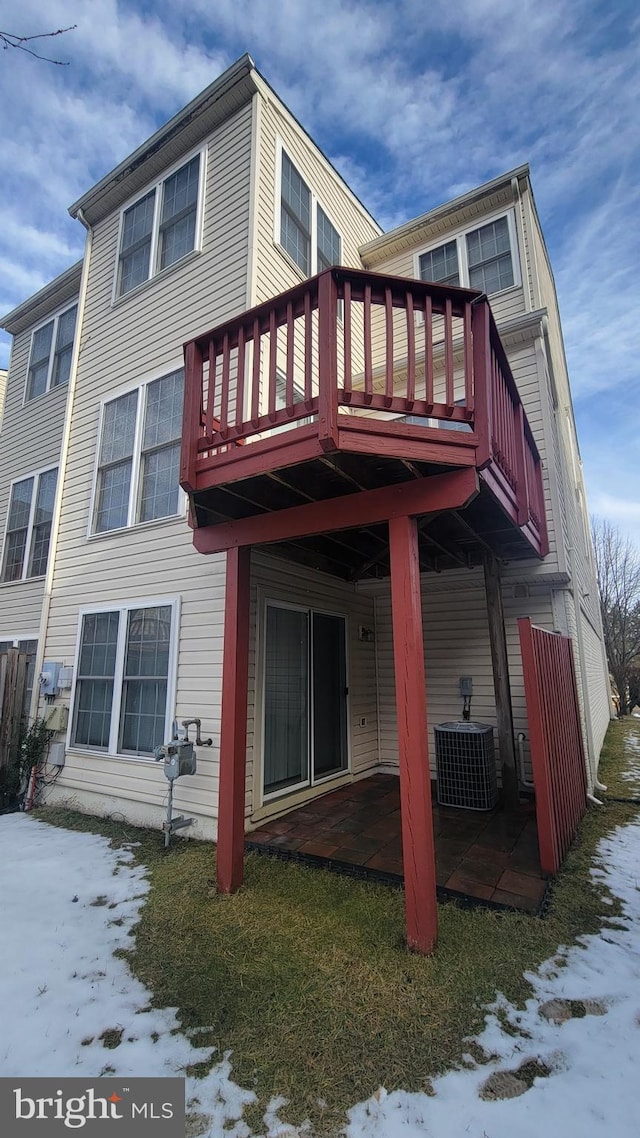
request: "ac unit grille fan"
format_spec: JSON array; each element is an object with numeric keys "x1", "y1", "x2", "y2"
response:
[{"x1": 434, "y1": 722, "x2": 497, "y2": 811}]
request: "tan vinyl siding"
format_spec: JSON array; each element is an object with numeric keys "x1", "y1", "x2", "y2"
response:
[
  {"x1": 580, "y1": 606, "x2": 612, "y2": 759},
  {"x1": 0, "y1": 312, "x2": 73, "y2": 638},
  {"x1": 247, "y1": 552, "x2": 379, "y2": 823},
  {"x1": 254, "y1": 92, "x2": 381, "y2": 306},
  {"x1": 370, "y1": 567, "x2": 556, "y2": 779},
  {"x1": 367, "y1": 214, "x2": 527, "y2": 327},
  {"x1": 40, "y1": 102, "x2": 255, "y2": 833}
]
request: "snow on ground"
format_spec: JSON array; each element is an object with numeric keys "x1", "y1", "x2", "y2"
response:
[
  {"x1": 621, "y1": 730, "x2": 640, "y2": 791},
  {"x1": 1, "y1": 808, "x2": 640, "y2": 1137}
]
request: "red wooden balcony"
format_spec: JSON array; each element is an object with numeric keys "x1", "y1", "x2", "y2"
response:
[{"x1": 180, "y1": 268, "x2": 548, "y2": 577}]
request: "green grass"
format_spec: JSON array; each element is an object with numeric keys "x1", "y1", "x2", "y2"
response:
[
  {"x1": 35, "y1": 718, "x2": 640, "y2": 1136},
  {"x1": 597, "y1": 715, "x2": 640, "y2": 799}
]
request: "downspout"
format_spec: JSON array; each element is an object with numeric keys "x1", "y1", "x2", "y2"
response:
[
  {"x1": 31, "y1": 209, "x2": 93, "y2": 720},
  {"x1": 567, "y1": 543, "x2": 604, "y2": 794}
]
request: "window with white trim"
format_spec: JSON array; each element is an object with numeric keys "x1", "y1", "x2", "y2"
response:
[
  {"x1": 93, "y1": 369, "x2": 184, "y2": 533},
  {"x1": 1, "y1": 468, "x2": 57, "y2": 582},
  {"x1": 117, "y1": 154, "x2": 202, "y2": 297},
  {"x1": 71, "y1": 601, "x2": 177, "y2": 756},
  {"x1": 26, "y1": 305, "x2": 78, "y2": 400},
  {"x1": 418, "y1": 213, "x2": 518, "y2": 296},
  {"x1": 279, "y1": 149, "x2": 342, "y2": 277}
]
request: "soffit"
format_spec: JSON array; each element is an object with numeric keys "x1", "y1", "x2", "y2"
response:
[
  {"x1": 361, "y1": 166, "x2": 529, "y2": 267},
  {"x1": 1, "y1": 260, "x2": 83, "y2": 335},
  {"x1": 69, "y1": 56, "x2": 258, "y2": 227}
]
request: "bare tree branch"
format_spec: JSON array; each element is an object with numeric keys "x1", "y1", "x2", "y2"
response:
[
  {"x1": 592, "y1": 516, "x2": 640, "y2": 715},
  {"x1": 0, "y1": 26, "x2": 76, "y2": 66}
]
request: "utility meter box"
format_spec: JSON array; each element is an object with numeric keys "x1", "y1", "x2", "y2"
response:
[
  {"x1": 45, "y1": 705, "x2": 69, "y2": 732},
  {"x1": 154, "y1": 741, "x2": 196, "y2": 781},
  {"x1": 41, "y1": 661, "x2": 61, "y2": 697}
]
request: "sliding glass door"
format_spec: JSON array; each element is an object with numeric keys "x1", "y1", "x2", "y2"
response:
[{"x1": 263, "y1": 603, "x2": 348, "y2": 798}]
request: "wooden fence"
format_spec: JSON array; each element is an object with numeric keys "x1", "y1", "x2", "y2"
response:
[
  {"x1": 0, "y1": 649, "x2": 28, "y2": 774},
  {"x1": 518, "y1": 618, "x2": 588, "y2": 874}
]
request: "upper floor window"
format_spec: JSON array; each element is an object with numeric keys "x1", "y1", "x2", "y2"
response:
[
  {"x1": 26, "y1": 305, "x2": 77, "y2": 400},
  {"x1": 93, "y1": 369, "x2": 184, "y2": 534},
  {"x1": 1, "y1": 468, "x2": 57, "y2": 582},
  {"x1": 278, "y1": 149, "x2": 342, "y2": 277},
  {"x1": 117, "y1": 154, "x2": 202, "y2": 297},
  {"x1": 419, "y1": 240, "x2": 460, "y2": 287},
  {"x1": 71, "y1": 600, "x2": 177, "y2": 756},
  {"x1": 418, "y1": 213, "x2": 518, "y2": 296}
]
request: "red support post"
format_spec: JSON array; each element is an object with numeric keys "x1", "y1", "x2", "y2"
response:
[
  {"x1": 389, "y1": 514, "x2": 438, "y2": 954},
  {"x1": 180, "y1": 340, "x2": 203, "y2": 493},
  {"x1": 471, "y1": 299, "x2": 492, "y2": 468},
  {"x1": 513, "y1": 400, "x2": 529, "y2": 525},
  {"x1": 317, "y1": 270, "x2": 339, "y2": 450},
  {"x1": 216, "y1": 545, "x2": 251, "y2": 894}
]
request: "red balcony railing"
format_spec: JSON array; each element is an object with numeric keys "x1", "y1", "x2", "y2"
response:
[{"x1": 181, "y1": 267, "x2": 548, "y2": 556}]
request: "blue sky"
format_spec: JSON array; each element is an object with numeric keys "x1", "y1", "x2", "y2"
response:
[{"x1": 1, "y1": 0, "x2": 638, "y2": 545}]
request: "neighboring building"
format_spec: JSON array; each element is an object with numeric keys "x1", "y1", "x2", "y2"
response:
[
  {"x1": 0, "y1": 262, "x2": 82, "y2": 715},
  {"x1": 0, "y1": 369, "x2": 7, "y2": 428},
  {"x1": 0, "y1": 56, "x2": 610, "y2": 876}
]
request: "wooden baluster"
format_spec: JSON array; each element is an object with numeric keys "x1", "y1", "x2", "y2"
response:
[
  {"x1": 235, "y1": 325, "x2": 246, "y2": 432},
  {"x1": 384, "y1": 286, "x2": 394, "y2": 407},
  {"x1": 424, "y1": 294, "x2": 434, "y2": 410},
  {"x1": 268, "y1": 307, "x2": 277, "y2": 422},
  {"x1": 444, "y1": 297, "x2": 454, "y2": 414},
  {"x1": 304, "y1": 289, "x2": 313, "y2": 410},
  {"x1": 364, "y1": 283, "x2": 373, "y2": 403},
  {"x1": 342, "y1": 280, "x2": 352, "y2": 403},
  {"x1": 219, "y1": 332, "x2": 230, "y2": 440},
  {"x1": 463, "y1": 301, "x2": 473, "y2": 417},
  {"x1": 206, "y1": 339, "x2": 216, "y2": 440},
  {"x1": 406, "y1": 291, "x2": 415, "y2": 410},
  {"x1": 286, "y1": 300, "x2": 294, "y2": 415},
  {"x1": 251, "y1": 317, "x2": 261, "y2": 428}
]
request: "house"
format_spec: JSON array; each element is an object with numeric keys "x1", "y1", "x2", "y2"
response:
[
  {"x1": 0, "y1": 262, "x2": 81, "y2": 716},
  {"x1": 0, "y1": 55, "x2": 611, "y2": 950}
]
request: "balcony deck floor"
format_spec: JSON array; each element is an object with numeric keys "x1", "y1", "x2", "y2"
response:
[{"x1": 247, "y1": 773, "x2": 547, "y2": 914}]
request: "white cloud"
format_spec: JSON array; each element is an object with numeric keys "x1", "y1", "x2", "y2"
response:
[{"x1": 0, "y1": 0, "x2": 638, "y2": 540}]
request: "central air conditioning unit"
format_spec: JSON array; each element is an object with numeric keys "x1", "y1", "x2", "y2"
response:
[{"x1": 434, "y1": 722, "x2": 497, "y2": 811}]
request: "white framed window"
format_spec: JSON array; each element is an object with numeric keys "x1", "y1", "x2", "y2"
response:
[
  {"x1": 25, "y1": 304, "x2": 78, "y2": 401},
  {"x1": 415, "y1": 210, "x2": 520, "y2": 296},
  {"x1": 91, "y1": 368, "x2": 184, "y2": 534},
  {"x1": 116, "y1": 152, "x2": 204, "y2": 298},
  {"x1": 1, "y1": 467, "x2": 58, "y2": 582},
  {"x1": 276, "y1": 143, "x2": 342, "y2": 278},
  {"x1": 70, "y1": 598, "x2": 179, "y2": 757}
]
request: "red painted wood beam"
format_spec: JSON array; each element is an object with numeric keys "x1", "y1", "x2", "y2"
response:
[
  {"x1": 194, "y1": 467, "x2": 478, "y2": 554},
  {"x1": 217, "y1": 545, "x2": 251, "y2": 894},
  {"x1": 389, "y1": 514, "x2": 438, "y2": 954}
]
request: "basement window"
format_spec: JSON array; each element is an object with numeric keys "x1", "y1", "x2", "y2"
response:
[{"x1": 71, "y1": 599, "x2": 178, "y2": 757}]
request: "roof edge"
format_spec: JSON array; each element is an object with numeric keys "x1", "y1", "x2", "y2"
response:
[
  {"x1": 1, "y1": 260, "x2": 84, "y2": 334},
  {"x1": 361, "y1": 164, "x2": 531, "y2": 259},
  {"x1": 68, "y1": 53, "x2": 256, "y2": 221}
]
